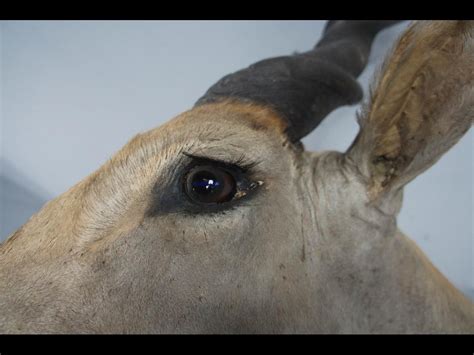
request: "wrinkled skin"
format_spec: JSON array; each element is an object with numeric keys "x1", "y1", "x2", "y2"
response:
[{"x1": 0, "y1": 21, "x2": 473, "y2": 333}]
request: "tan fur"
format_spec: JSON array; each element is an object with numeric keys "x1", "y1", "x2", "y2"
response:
[
  {"x1": 0, "y1": 21, "x2": 473, "y2": 333},
  {"x1": 348, "y1": 21, "x2": 474, "y2": 200}
]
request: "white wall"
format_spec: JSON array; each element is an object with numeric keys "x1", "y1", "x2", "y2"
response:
[
  {"x1": 0, "y1": 21, "x2": 3, "y2": 181},
  {"x1": 0, "y1": 21, "x2": 472, "y2": 299}
]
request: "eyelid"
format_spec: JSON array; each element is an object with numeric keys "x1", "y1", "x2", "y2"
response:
[{"x1": 181, "y1": 151, "x2": 260, "y2": 172}]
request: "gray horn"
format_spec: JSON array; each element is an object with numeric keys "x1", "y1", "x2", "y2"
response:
[{"x1": 195, "y1": 20, "x2": 401, "y2": 142}]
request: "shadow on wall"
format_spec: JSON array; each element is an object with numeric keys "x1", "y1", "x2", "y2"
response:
[{"x1": 0, "y1": 159, "x2": 52, "y2": 241}]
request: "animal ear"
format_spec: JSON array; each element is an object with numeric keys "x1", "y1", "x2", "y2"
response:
[{"x1": 347, "y1": 21, "x2": 473, "y2": 201}]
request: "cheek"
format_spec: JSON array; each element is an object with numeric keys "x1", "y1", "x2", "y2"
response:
[{"x1": 149, "y1": 210, "x2": 256, "y2": 259}]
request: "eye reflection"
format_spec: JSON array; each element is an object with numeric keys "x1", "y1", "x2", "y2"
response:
[{"x1": 185, "y1": 165, "x2": 236, "y2": 204}]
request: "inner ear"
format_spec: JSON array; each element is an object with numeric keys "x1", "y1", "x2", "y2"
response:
[{"x1": 346, "y1": 21, "x2": 474, "y2": 201}]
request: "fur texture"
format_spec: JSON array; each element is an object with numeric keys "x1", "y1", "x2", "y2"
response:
[{"x1": 0, "y1": 21, "x2": 473, "y2": 333}]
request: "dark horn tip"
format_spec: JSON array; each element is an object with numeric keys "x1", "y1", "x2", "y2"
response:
[{"x1": 195, "y1": 20, "x2": 405, "y2": 143}]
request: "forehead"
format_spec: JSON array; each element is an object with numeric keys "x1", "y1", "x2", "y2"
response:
[
  {"x1": 129, "y1": 100, "x2": 291, "y2": 162},
  {"x1": 167, "y1": 100, "x2": 288, "y2": 141}
]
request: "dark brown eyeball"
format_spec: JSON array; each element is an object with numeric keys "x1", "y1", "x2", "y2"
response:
[{"x1": 185, "y1": 165, "x2": 237, "y2": 204}]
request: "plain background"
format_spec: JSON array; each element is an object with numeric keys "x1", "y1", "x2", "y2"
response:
[{"x1": 0, "y1": 21, "x2": 472, "y2": 299}]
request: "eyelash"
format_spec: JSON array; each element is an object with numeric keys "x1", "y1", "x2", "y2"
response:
[
  {"x1": 226, "y1": 154, "x2": 261, "y2": 172},
  {"x1": 181, "y1": 151, "x2": 260, "y2": 173}
]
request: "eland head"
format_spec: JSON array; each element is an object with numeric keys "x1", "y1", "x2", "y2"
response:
[{"x1": 0, "y1": 20, "x2": 473, "y2": 333}]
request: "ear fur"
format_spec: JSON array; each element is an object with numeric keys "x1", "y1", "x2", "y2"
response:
[{"x1": 347, "y1": 21, "x2": 474, "y2": 201}]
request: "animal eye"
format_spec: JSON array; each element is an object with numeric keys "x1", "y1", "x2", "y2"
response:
[{"x1": 184, "y1": 165, "x2": 237, "y2": 204}]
